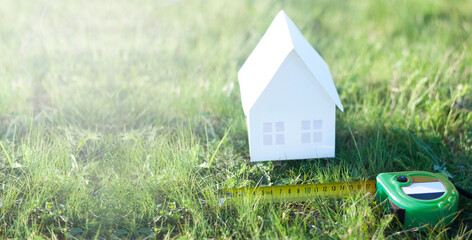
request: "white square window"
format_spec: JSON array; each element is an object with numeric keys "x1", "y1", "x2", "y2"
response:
[
  {"x1": 301, "y1": 132, "x2": 311, "y2": 143},
  {"x1": 263, "y1": 134, "x2": 272, "y2": 145},
  {"x1": 263, "y1": 122, "x2": 272, "y2": 133},
  {"x1": 262, "y1": 121, "x2": 285, "y2": 146},
  {"x1": 301, "y1": 120, "x2": 323, "y2": 144},
  {"x1": 276, "y1": 134, "x2": 284, "y2": 145},
  {"x1": 301, "y1": 120, "x2": 310, "y2": 130},
  {"x1": 275, "y1": 122, "x2": 284, "y2": 132},
  {"x1": 313, "y1": 132, "x2": 322, "y2": 142}
]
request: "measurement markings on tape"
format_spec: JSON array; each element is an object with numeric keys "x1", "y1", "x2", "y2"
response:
[{"x1": 226, "y1": 180, "x2": 376, "y2": 203}]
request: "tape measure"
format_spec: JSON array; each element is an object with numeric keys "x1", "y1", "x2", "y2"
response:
[
  {"x1": 225, "y1": 180, "x2": 376, "y2": 202},
  {"x1": 223, "y1": 171, "x2": 459, "y2": 229}
]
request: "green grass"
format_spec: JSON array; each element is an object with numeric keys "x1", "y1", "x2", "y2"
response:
[{"x1": 0, "y1": 0, "x2": 471, "y2": 239}]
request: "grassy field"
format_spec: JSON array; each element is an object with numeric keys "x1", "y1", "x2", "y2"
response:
[{"x1": 0, "y1": 0, "x2": 471, "y2": 239}]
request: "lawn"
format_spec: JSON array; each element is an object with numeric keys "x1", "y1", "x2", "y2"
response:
[{"x1": 0, "y1": 0, "x2": 471, "y2": 239}]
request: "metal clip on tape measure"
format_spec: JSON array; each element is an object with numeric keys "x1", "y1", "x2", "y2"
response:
[{"x1": 224, "y1": 171, "x2": 460, "y2": 229}]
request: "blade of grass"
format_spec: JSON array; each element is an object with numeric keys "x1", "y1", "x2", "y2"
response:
[
  {"x1": 207, "y1": 125, "x2": 232, "y2": 168},
  {"x1": 0, "y1": 141, "x2": 13, "y2": 168}
]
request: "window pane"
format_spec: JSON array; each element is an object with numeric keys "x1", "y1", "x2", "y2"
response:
[
  {"x1": 313, "y1": 132, "x2": 322, "y2": 142},
  {"x1": 275, "y1": 122, "x2": 284, "y2": 132},
  {"x1": 301, "y1": 120, "x2": 310, "y2": 130},
  {"x1": 263, "y1": 122, "x2": 272, "y2": 133},
  {"x1": 276, "y1": 134, "x2": 284, "y2": 145},
  {"x1": 301, "y1": 132, "x2": 311, "y2": 143},
  {"x1": 313, "y1": 120, "x2": 322, "y2": 130},
  {"x1": 263, "y1": 134, "x2": 272, "y2": 145}
]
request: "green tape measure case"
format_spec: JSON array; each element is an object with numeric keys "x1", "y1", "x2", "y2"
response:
[{"x1": 376, "y1": 171, "x2": 459, "y2": 229}]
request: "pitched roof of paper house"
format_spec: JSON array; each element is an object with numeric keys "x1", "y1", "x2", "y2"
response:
[{"x1": 238, "y1": 10, "x2": 343, "y2": 115}]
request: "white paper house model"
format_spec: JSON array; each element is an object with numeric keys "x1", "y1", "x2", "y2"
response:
[{"x1": 238, "y1": 10, "x2": 344, "y2": 162}]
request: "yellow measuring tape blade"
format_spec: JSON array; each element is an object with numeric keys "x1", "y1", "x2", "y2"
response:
[{"x1": 225, "y1": 180, "x2": 377, "y2": 203}]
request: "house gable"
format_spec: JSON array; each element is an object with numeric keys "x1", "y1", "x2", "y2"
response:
[
  {"x1": 238, "y1": 10, "x2": 343, "y2": 117},
  {"x1": 250, "y1": 51, "x2": 334, "y2": 118}
]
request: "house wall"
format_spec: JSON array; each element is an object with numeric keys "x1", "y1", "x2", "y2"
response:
[{"x1": 248, "y1": 51, "x2": 336, "y2": 162}]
